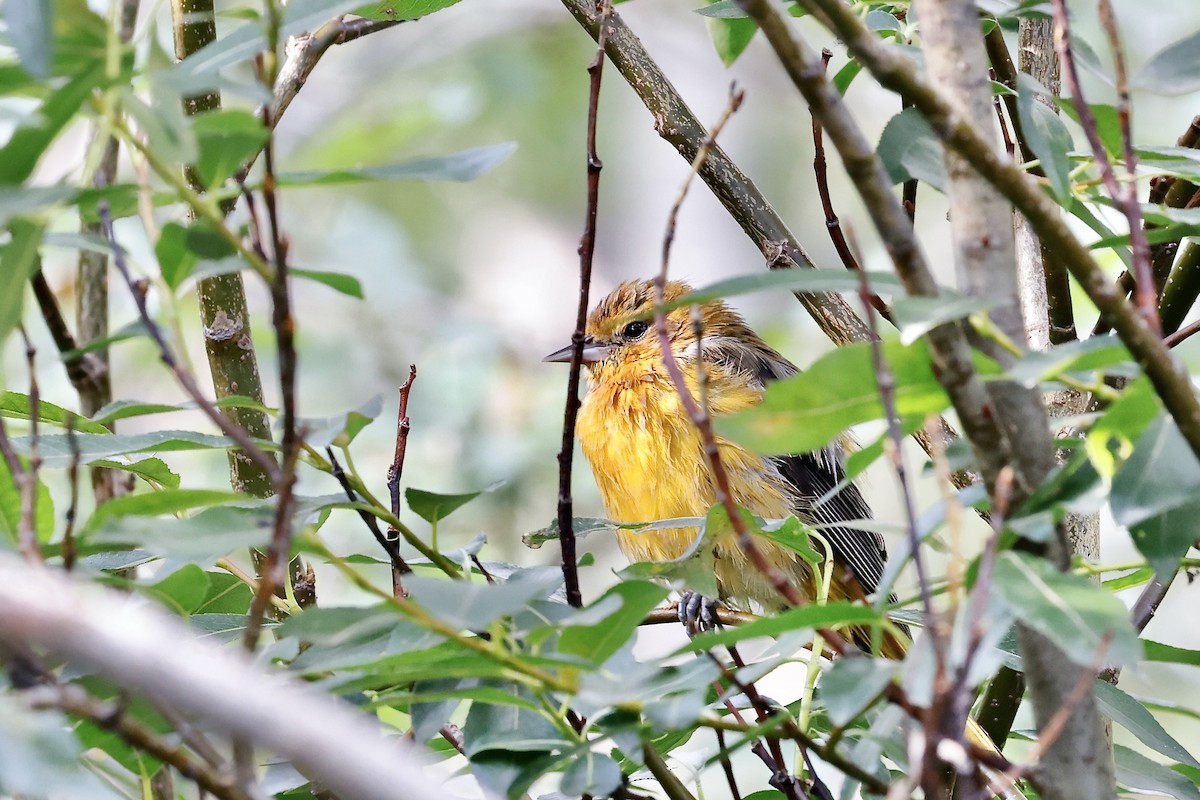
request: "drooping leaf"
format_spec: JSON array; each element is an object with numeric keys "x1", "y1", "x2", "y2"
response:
[
  {"x1": 889, "y1": 294, "x2": 997, "y2": 345},
  {"x1": 560, "y1": 749, "x2": 623, "y2": 798},
  {"x1": 821, "y1": 657, "x2": 898, "y2": 727},
  {"x1": 278, "y1": 143, "x2": 517, "y2": 186},
  {"x1": 4, "y1": 0, "x2": 54, "y2": 78},
  {"x1": 83, "y1": 488, "x2": 246, "y2": 532},
  {"x1": 990, "y1": 551, "x2": 1141, "y2": 667},
  {"x1": 705, "y1": 0, "x2": 758, "y2": 67},
  {"x1": 303, "y1": 395, "x2": 381, "y2": 448},
  {"x1": 1132, "y1": 29, "x2": 1200, "y2": 96},
  {"x1": 0, "y1": 66, "x2": 106, "y2": 184},
  {"x1": 0, "y1": 455, "x2": 55, "y2": 544},
  {"x1": 558, "y1": 581, "x2": 669, "y2": 664},
  {"x1": 877, "y1": 108, "x2": 947, "y2": 191},
  {"x1": 463, "y1": 682, "x2": 572, "y2": 757},
  {"x1": 1086, "y1": 376, "x2": 1159, "y2": 477},
  {"x1": 191, "y1": 108, "x2": 268, "y2": 189},
  {"x1": 0, "y1": 391, "x2": 108, "y2": 433},
  {"x1": 1111, "y1": 415, "x2": 1200, "y2": 577},
  {"x1": 292, "y1": 269, "x2": 363, "y2": 298},
  {"x1": 1114, "y1": 744, "x2": 1200, "y2": 800},
  {"x1": 720, "y1": 339, "x2": 987, "y2": 457},
  {"x1": 655, "y1": 269, "x2": 905, "y2": 316},
  {"x1": 1093, "y1": 680, "x2": 1200, "y2": 769},
  {"x1": 406, "y1": 483, "x2": 492, "y2": 525},
  {"x1": 405, "y1": 570, "x2": 563, "y2": 631},
  {"x1": 1017, "y1": 74, "x2": 1074, "y2": 201},
  {"x1": 0, "y1": 219, "x2": 46, "y2": 345},
  {"x1": 694, "y1": 0, "x2": 748, "y2": 18}
]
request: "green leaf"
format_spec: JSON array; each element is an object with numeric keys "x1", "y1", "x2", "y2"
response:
[
  {"x1": 560, "y1": 749, "x2": 623, "y2": 798},
  {"x1": 463, "y1": 682, "x2": 573, "y2": 757},
  {"x1": 694, "y1": 0, "x2": 748, "y2": 18},
  {"x1": 522, "y1": 517, "x2": 614, "y2": 549},
  {"x1": 1058, "y1": 99, "x2": 1122, "y2": 158},
  {"x1": 89, "y1": 457, "x2": 180, "y2": 489},
  {"x1": 194, "y1": 571, "x2": 253, "y2": 614},
  {"x1": 877, "y1": 108, "x2": 947, "y2": 191},
  {"x1": 84, "y1": 488, "x2": 246, "y2": 532},
  {"x1": 88, "y1": 506, "x2": 273, "y2": 566},
  {"x1": 706, "y1": 7, "x2": 758, "y2": 67},
  {"x1": 1114, "y1": 744, "x2": 1200, "y2": 800},
  {"x1": 684, "y1": 601, "x2": 881, "y2": 651},
  {"x1": 90, "y1": 395, "x2": 273, "y2": 427},
  {"x1": 1094, "y1": 680, "x2": 1200, "y2": 769},
  {"x1": 990, "y1": 551, "x2": 1141, "y2": 667},
  {"x1": 821, "y1": 657, "x2": 898, "y2": 727},
  {"x1": 145, "y1": 563, "x2": 212, "y2": 616},
  {"x1": 754, "y1": 515, "x2": 824, "y2": 565},
  {"x1": 1087, "y1": 376, "x2": 1158, "y2": 477},
  {"x1": 0, "y1": 391, "x2": 108, "y2": 433},
  {"x1": 352, "y1": 0, "x2": 464, "y2": 21},
  {"x1": 559, "y1": 581, "x2": 669, "y2": 664},
  {"x1": 1017, "y1": 74, "x2": 1074, "y2": 201},
  {"x1": 59, "y1": 319, "x2": 150, "y2": 362},
  {"x1": 1145, "y1": 640, "x2": 1200, "y2": 667},
  {"x1": 405, "y1": 570, "x2": 563, "y2": 630},
  {"x1": 1132, "y1": 29, "x2": 1200, "y2": 96},
  {"x1": 0, "y1": 696, "x2": 101, "y2": 796},
  {"x1": 4, "y1": 0, "x2": 54, "y2": 78},
  {"x1": 0, "y1": 219, "x2": 46, "y2": 344},
  {"x1": 720, "y1": 339, "x2": 973, "y2": 456},
  {"x1": 291, "y1": 268, "x2": 363, "y2": 298},
  {"x1": 0, "y1": 454, "x2": 55, "y2": 544},
  {"x1": 406, "y1": 484, "x2": 490, "y2": 525},
  {"x1": 1111, "y1": 416, "x2": 1200, "y2": 577},
  {"x1": 18, "y1": 430, "x2": 252, "y2": 469},
  {"x1": 656, "y1": 269, "x2": 904, "y2": 317},
  {"x1": 192, "y1": 109, "x2": 268, "y2": 189},
  {"x1": 1006, "y1": 337, "x2": 1132, "y2": 388},
  {"x1": 889, "y1": 294, "x2": 997, "y2": 345},
  {"x1": 833, "y1": 59, "x2": 862, "y2": 95},
  {"x1": 0, "y1": 65, "x2": 105, "y2": 184},
  {"x1": 278, "y1": 143, "x2": 517, "y2": 186}
]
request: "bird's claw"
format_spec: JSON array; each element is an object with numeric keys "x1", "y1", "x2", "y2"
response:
[{"x1": 678, "y1": 591, "x2": 721, "y2": 634}]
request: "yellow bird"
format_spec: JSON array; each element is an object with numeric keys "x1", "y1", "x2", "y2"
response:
[{"x1": 545, "y1": 279, "x2": 903, "y2": 657}]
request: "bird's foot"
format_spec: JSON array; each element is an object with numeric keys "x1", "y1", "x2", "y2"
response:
[{"x1": 677, "y1": 592, "x2": 721, "y2": 634}]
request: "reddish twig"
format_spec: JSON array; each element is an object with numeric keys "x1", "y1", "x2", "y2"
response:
[
  {"x1": 62, "y1": 420, "x2": 81, "y2": 571},
  {"x1": 1052, "y1": 0, "x2": 1159, "y2": 334},
  {"x1": 1163, "y1": 318, "x2": 1200, "y2": 349},
  {"x1": 386, "y1": 365, "x2": 417, "y2": 598},
  {"x1": 15, "y1": 329, "x2": 42, "y2": 562},
  {"x1": 556, "y1": 0, "x2": 613, "y2": 610}
]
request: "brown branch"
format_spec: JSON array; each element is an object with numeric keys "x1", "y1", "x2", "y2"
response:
[
  {"x1": 16, "y1": 330, "x2": 42, "y2": 563},
  {"x1": 385, "y1": 365, "x2": 417, "y2": 599},
  {"x1": 812, "y1": 50, "x2": 889, "y2": 319},
  {"x1": 558, "y1": 0, "x2": 870, "y2": 346},
  {"x1": 62, "y1": 421, "x2": 81, "y2": 571},
  {"x1": 556, "y1": 0, "x2": 612, "y2": 610},
  {"x1": 24, "y1": 684, "x2": 251, "y2": 800},
  {"x1": 1053, "y1": 0, "x2": 1159, "y2": 335},
  {"x1": 1163, "y1": 319, "x2": 1200, "y2": 349}
]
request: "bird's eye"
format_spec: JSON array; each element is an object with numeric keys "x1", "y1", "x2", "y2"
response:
[{"x1": 622, "y1": 320, "x2": 649, "y2": 340}]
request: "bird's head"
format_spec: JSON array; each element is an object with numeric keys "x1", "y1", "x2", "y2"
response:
[{"x1": 543, "y1": 279, "x2": 753, "y2": 372}]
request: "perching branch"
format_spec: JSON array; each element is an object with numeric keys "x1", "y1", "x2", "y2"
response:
[
  {"x1": 386, "y1": 365, "x2": 417, "y2": 598},
  {"x1": 0, "y1": 555, "x2": 444, "y2": 800},
  {"x1": 556, "y1": 0, "x2": 612, "y2": 610}
]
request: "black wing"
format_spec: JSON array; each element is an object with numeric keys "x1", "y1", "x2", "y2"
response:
[{"x1": 700, "y1": 333, "x2": 888, "y2": 596}]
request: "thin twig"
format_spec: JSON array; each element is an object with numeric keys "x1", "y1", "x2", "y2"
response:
[
  {"x1": 812, "y1": 50, "x2": 890, "y2": 319},
  {"x1": 96, "y1": 197, "x2": 281, "y2": 483},
  {"x1": 16, "y1": 329, "x2": 42, "y2": 562},
  {"x1": 327, "y1": 447, "x2": 412, "y2": 587},
  {"x1": 1052, "y1": 0, "x2": 1159, "y2": 335},
  {"x1": 1163, "y1": 318, "x2": 1200, "y2": 349},
  {"x1": 556, "y1": 0, "x2": 613, "y2": 610},
  {"x1": 62, "y1": 420, "x2": 81, "y2": 571},
  {"x1": 1130, "y1": 578, "x2": 1170, "y2": 633},
  {"x1": 386, "y1": 365, "x2": 417, "y2": 598}
]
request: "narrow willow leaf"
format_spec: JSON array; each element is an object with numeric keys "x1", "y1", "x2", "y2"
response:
[
  {"x1": 1132, "y1": 29, "x2": 1200, "y2": 96},
  {"x1": 990, "y1": 552, "x2": 1140, "y2": 666},
  {"x1": 1094, "y1": 680, "x2": 1200, "y2": 769},
  {"x1": 0, "y1": 391, "x2": 108, "y2": 433},
  {"x1": 1114, "y1": 744, "x2": 1200, "y2": 800},
  {"x1": 278, "y1": 143, "x2": 517, "y2": 186},
  {"x1": 558, "y1": 581, "x2": 669, "y2": 664},
  {"x1": 4, "y1": 0, "x2": 54, "y2": 78},
  {"x1": 0, "y1": 219, "x2": 46, "y2": 344}
]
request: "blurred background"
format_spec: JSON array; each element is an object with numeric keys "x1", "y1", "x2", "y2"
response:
[{"x1": 9, "y1": 0, "x2": 1200, "y2": 791}]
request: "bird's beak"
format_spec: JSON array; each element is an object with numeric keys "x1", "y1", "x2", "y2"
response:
[{"x1": 543, "y1": 339, "x2": 613, "y2": 364}]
